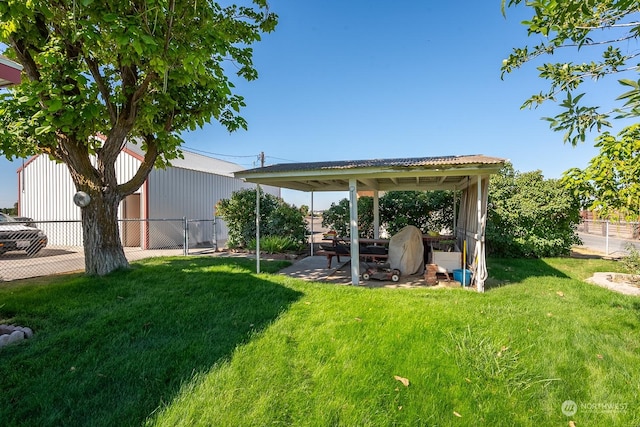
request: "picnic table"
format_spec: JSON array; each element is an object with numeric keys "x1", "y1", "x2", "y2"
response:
[{"x1": 317, "y1": 236, "x2": 390, "y2": 268}]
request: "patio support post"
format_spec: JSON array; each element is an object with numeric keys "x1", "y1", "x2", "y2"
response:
[
  {"x1": 349, "y1": 178, "x2": 360, "y2": 285},
  {"x1": 373, "y1": 190, "x2": 380, "y2": 239},
  {"x1": 310, "y1": 191, "x2": 314, "y2": 256},
  {"x1": 256, "y1": 184, "x2": 261, "y2": 274},
  {"x1": 476, "y1": 175, "x2": 483, "y2": 292},
  {"x1": 453, "y1": 189, "x2": 457, "y2": 236}
]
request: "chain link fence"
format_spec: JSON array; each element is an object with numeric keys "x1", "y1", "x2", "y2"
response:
[
  {"x1": 0, "y1": 218, "x2": 217, "y2": 282},
  {"x1": 577, "y1": 219, "x2": 640, "y2": 256}
]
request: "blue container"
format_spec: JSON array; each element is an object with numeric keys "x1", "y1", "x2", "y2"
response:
[{"x1": 453, "y1": 268, "x2": 472, "y2": 286}]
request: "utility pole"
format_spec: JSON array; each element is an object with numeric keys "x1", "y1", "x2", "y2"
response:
[{"x1": 259, "y1": 151, "x2": 265, "y2": 167}]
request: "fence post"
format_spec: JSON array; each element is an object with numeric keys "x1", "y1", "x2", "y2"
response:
[
  {"x1": 213, "y1": 216, "x2": 218, "y2": 251},
  {"x1": 183, "y1": 217, "x2": 188, "y2": 256}
]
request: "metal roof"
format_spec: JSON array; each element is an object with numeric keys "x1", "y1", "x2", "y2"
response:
[{"x1": 235, "y1": 154, "x2": 506, "y2": 192}]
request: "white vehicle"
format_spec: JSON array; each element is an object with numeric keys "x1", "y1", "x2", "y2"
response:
[{"x1": 0, "y1": 212, "x2": 48, "y2": 256}]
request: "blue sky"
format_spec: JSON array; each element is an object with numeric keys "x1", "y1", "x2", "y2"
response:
[{"x1": 0, "y1": 1, "x2": 627, "y2": 210}]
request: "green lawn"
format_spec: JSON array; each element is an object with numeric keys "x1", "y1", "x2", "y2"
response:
[{"x1": 1, "y1": 256, "x2": 639, "y2": 426}]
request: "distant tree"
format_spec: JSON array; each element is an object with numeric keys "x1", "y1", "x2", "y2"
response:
[
  {"x1": 0, "y1": 1, "x2": 276, "y2": 275},
  {"x1": 502, "y1": 0, "x2": 640, "y2": 145},
  {"x1": 322, "y1": 191, "x2": 454, "y2": 238},
  {"x1": 487, "y1": 163, "x2": 581, "y2": 258},
  {"x1": 321, "y1": 197, "x2": 374, "y2": 238},
  {"x1": 379, "y1": 191, "x2": 454, "y2": 235},
  {"x1": 299, "y1": 204, "x2": 310, "y2": 217}
]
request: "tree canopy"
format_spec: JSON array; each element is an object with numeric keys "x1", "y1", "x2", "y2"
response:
[
  {"x1": 501, "y1": 0, "x2": 640, "y2": 145},
  {"x1": 0, "y1": 0, "x2": 276, "y2": 274},
  {"x1": 563, "y1": 124, "x2": 640, "y2": 220}
]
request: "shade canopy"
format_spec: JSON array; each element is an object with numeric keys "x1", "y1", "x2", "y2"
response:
[
  {"x1": 235, "y1": 154, "x2": 507, "y2": 291},
  {"x1": 235, "y1": 154, "x2": 505, "y2": 192}
]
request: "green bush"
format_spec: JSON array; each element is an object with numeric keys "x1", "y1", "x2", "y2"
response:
[
  {"x1": 247, "y1": 236, "x2": 302, "y2": 254},
  {"x1": 321, "y1": 197, "x2": 374, "y2": 237},
  {"x1": 486, "y1": 163, "x2": 582, "y2": 258},
  {"x1": 216, "y1": 188, "x2": 308, "y2": 249},
  {"x1": 621, "y1": 243, "x2": 640, "y2": 275}
]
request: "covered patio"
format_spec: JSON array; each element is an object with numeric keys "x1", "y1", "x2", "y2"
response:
[{"x1": 236, "y1": 154, "x2": 506, "y2": 292}]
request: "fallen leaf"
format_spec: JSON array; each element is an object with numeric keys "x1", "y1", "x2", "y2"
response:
[
  {"x1": 547, "y1": 312, "x2": 553, "y2": 317},
  {"x1": 398, "y1": 406, "x2": 402, "y2": 410},
  {"x1": 453, "y1": 411, "x2": 462, "y2": 418},
  {"x1": 394, "y1": 375, "x2": 410, "y2": 387},
  {"x1": 557, "y1": 291, "x2": 564, "y2": 297},
  {"x1": 355, "y1": 317, "x2": 362, "y2": 322},
  {"x1": 597, "y1": 354, "x2": 603, "y2": 359},
  {"x1": 464, "y1": 377, "x2": 472, "y2": 383},
  {"x1": 569, "y1": 421, "x2": 576, "y2": 427},
  {"x1": 497, "y1": 345, "x2": 509, "y2": 357},
  {"x1": 304, "y1": 301, "x2": 311, "y2": 305}
]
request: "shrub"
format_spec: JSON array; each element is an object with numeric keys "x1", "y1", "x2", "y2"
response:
[
  {"x1": 620, "y1": 243, "x2": 640, "y2": 275},
  {"x1": 216, "y1": 188, "x2": 308, "y2": 249},
  {"x1": 321, "y1": 197, "x2": 374, "y2": 237},
  {"x1": 486, "y1": 163, "x2": 582, "y2": 258},
  {"x1": 247, "y1": 236, "x2": 302, "y2": 254}
]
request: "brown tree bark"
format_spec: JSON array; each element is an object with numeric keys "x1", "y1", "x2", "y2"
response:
[{"x1": 80, "y1": 187, "x2": 129, "y2": 275}]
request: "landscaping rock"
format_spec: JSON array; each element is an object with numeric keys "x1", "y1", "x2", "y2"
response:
[
  {"x1": 0, "y1": 324, "x2": 34, "y2": 349},
  {"x1": 17, "y1": 326, "x2": 33, "y2": 338},
  {"x1": 7, "y1": 330, "x2": 24, "y2": 345}
]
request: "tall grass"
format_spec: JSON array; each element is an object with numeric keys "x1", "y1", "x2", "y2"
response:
[{"x1": 1, "y1": 256, "x2": 639, "y2": 426}]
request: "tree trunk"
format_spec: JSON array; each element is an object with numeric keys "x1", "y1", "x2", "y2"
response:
[{"x1": 81, "y1": 187, "x2": 129, "y2": 275}]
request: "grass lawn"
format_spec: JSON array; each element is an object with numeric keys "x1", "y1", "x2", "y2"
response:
[{"x1": 1, "y1": 256, "x2": 639, "y2": 426}]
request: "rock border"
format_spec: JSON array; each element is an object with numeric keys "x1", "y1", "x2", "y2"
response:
[
  {"x1": 0, "y1": 324, "x2": 33, "y2": 349},
  {"x1": 585, "y1": 272, "x2": 640, "y2": 296}
]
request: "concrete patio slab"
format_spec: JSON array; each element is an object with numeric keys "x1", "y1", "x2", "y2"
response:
[{"x1": 278, "y1": 255, "x2": 351, "y2": 282}]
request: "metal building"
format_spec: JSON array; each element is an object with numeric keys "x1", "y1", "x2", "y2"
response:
[{"x1": 16, "y1": 144, "x2": 280, "y2": 248}]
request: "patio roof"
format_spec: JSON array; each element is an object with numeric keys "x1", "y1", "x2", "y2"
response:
[
  {"x1": 235, "y1": 153, "x2": 506, "y2": 290},
  {"x1": 0, "y1": 56, "x2": 22, "y2": 88},
  {"x1": 235, "y1": 154, "x2": 506, "y2": 192}
]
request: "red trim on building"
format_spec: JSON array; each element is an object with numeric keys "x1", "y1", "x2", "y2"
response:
[{"x1": 0, "y1": 60, "x2": 21, "y2": 86}]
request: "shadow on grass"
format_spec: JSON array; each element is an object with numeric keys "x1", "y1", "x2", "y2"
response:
[
  {"x1": 485, "y1": 257, "x2": 570, "y2": 291},
  {"x1": 0, "y1": 257, "x2": 302, "y2": 426}
]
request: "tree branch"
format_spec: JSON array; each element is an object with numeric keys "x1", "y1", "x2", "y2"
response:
[
  {"x1": 118, "y1": 134, "x2": 159, "y2": 196},
  {"x1": 85, "y1": 56, "x2": 117, "y2": 124}
]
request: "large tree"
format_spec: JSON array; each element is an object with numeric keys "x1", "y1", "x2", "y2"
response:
[
  {"x1": 501, "y1": 0, "x2": 640, "y2": 145},
  {"x1": 563, "y1": 124, "x2": 640, "y2": 220},
  {"x1": 0, "y1": 1, "x2": 276, "y2": 274}
]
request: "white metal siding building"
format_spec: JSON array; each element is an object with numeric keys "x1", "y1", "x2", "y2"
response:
[{"x1": 17, "y1": 145, "x2": 280, "y2": 248}]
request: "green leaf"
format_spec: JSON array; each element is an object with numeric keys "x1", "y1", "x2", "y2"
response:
[
  {"x1": 47, "y1": 99, "x2": 63, "y2": 112},
  {"x1": 35, "y1": 125, "x2": 52, "y2": 135}
]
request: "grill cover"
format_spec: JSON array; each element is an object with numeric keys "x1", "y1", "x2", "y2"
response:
[{"x1": 388, "y1": 225, "x2": 424, "y2": 275}]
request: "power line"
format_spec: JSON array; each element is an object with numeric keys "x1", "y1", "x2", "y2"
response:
[
  {"x1": 182, "y1": 146, "x2": 259, "y2": 159},
  {"x1": 266, "y1": 155, "x2": 298, "y2": 163}
]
